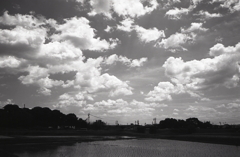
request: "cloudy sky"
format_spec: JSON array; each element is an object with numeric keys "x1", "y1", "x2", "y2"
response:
[{"x1": 0, "y1": 0, "x2": 240, "y2": 125}]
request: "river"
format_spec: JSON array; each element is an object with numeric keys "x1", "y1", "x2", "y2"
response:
[{"x1": 13, "y1": 139, "x2": 240, "y2": 157}]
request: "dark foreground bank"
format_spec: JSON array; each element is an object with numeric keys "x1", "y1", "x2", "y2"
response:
[
  {"x1": 0, "y1": 133, "x2": 240, "y2": 157},
  {"x1": 1, "y1": 131, "x2": 240, "y2": 146}
]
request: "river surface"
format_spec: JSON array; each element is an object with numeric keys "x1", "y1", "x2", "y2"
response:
[{"x1": 14, "y1": 139, "x2": 240, "y2": 157}]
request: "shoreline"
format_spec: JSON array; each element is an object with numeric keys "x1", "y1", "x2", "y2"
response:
[
  {"x1": 0, "y1": 134, "x2": 239, "y2": 156},
  {"x1": 1, "y1": 133, "x2": 240, "y2": 146}
]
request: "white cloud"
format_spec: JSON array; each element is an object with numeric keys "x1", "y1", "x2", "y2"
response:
[
  {"x1": 117, "y1": 19, "x2": 165, "y2": 43},
  {"x1": 73, "y1": 58, "x2": 133, "y2": 97},
  {"x1": 134, "y1": 26, "x2": 165, "y2": 43},
  {"x1": 88, "y1": 0, "x2": 112, "y2": 18},
  {"x1": 0, "y1": 11, "x2": 56, "y2": 28},
  {"x1": 117, "y1": 18, "x2": 134, "y2": 32},
  {"x1": 165, "y1": 7, "x2": 189, "y2": 20},
  {"x1": 217, "y1": 103, "x2": 240, "y2": 109},
  {"x1": 0, "y1": 56, "x2": 22, "y2": 68},
  {"x1": 157, "y1": 32, "x2": 191, "y2": 51},
  {"x1": 112, "y1": 0, "x2": 158, "y2": 18},
  {"x1": 0, "y1": 26, "x2": 46, "y2": 49},
  {"x1": 51, "y1": 17, "x2": 116, "y2": 51},
  {"x1": 0, "y1": 11, "x2": 132, "y2": 99},
  {"x1": 95, "y1": 99, "x2": 128, "y2": 108},
  {"x1": 85, "y1": 99, "x2": 157, "y2": 116},
  {"x1": 196, "y1": 10, "x2": 222, "y2": 19},
  {"x1": 104, "y1": 25, "x2": 113, "y2": 33},
  {"x1": 104, "y1": 54, "x2": 148, "y2": 67},
  {"x1": 145, "y1": 82, "x2": 184, "y2": 102},
  {"x1": 38, "y1": 41, "x2": 83, "y2": 63},
  {"x1": 0, "y1": 99, "x2": 15, "y2": 106},
  {"x1": 209, "y1": 43, "x2": 240, "y2": 57},
  {"x1": 163, "y1": 42, "x2": 240, "y2": 97},
  {"x1": 54, "y1": 92, "x2": 93, "y2": 108},
  {"x1": 181, "y1": 22, "x2": 208, "y2": 33},
  {"x1": 18, "y1": 66, "x2": 64, "y2": 95},
  {"x1": 80, "y1": 0, "x2": 158, "y2": 18},
  {"x1": 131, "y1": 58, "x2": 148, "y2": 67},
  {"x1": 220, "y1": 0, "x2": 240, "y2": 12},
  {"x1": 158, "y1": 23, "x2": 208, "y2": 52}
]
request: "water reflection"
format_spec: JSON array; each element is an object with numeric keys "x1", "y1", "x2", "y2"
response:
[{"x1": 14, "y1": 139, "x2": 240, "y2": 157}]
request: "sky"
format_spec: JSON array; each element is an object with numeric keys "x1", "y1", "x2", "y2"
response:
[{"x1": 0, "y1": 0, "x2": 240, "y2": 125}]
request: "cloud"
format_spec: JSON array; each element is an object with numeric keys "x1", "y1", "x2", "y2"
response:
[
  {"x1": 117, "y1": 19, "x2": 165, "y2": 43},
  {"x1": 209, "y1": 42, "x2": 240, "y2": 57},
  {"x1": 195, "y1": 10, "x2": 222, "y2": 20},
  {"x1": 18, "y1": 65, "x2": 64, "y2": 95},
  {"x1": 165, "y1": 7, "x2": 189, "y2": 20},
  {"x1": 0, "y1": 56, "x2": 22, "y2": 68},
  {"x1": 145, "y1": 82, "x2": 185, "y2": 102},
  {"x1": 219, "y1": 0, "x2": 240, "y2": 12},
  {"x1": 157, "y1": 22, "x2": 208, "y2": 52},
  {"x1": 111, "y1": 0, "x2": 158, "y2": 18},
  {"x1": 51, "y1": 17, "x2": 117, "y2": 51},
  {"x1": 0, "y1": 11, "x2": 56, "y2": 28},
  {"x1": 163, "y1": 42, "x2": 240, "y2": 97},
  {"x1": 181, "y1": 22, "x2": 208, "y2": 33},
  {"x1": 134, "y1": 26, "x2": 165, "y2": 43},
  {"x1": 88, "y1": 0, "x2": 112, "y2": 18},
  {"x1": 80, "y1": 0, "x2": 159, "y2": 18},
  {"x1": 157, "y1": 32, "x2": 190, "y2": 51},
  {"x1": 0, "y1": 99, "x2": 15, "y2": 107},
  {"x1": 217, "y1": 103, "x2": 240, "y2": 109},
  {"x1": 104, "y1": 25, "x2": 113, "y2": 33},
  {"x1": 0, "y1": 26, "x2": 46, "y2": 57},
  {"x1": 38, "y1": 41, "x2": 83, "y2": 63},
  {"x1": 103, "y1": 54, "x2": 148, "y2": 67},
  {"x1": 84, "y1": 99, "x2": 157, "y2": 116},
  {"x1": 75, "y1": 71, "x2": 133, "y2": 97},
  {"x1": 117, "y1": 18, "x2": 134, "y2": 32},
  {"x1": 54, "y1": 92, "x2": 93, "y2": 108}
]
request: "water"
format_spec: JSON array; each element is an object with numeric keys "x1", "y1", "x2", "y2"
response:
[{"x1": 13, "y1": 139, "x2": 240, "y2": 157}]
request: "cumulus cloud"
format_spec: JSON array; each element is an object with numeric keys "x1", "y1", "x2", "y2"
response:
[
  {"x1": 51, "y1": 17, "x2": 117, "y2": 51},
  {"x1": 165, "y1": 7, "x2": 189, "y2": 20},
  {"x1": 88, "y1": 0, "x2": 112, "y2": 18},
  {"x1": 117, "y1": 19, "x2": 165, "y2": 43},
  {"x1": 209, "y1": 43, "x2": 240, "y2": 57},
  {"x1": 79, "y1": 0, "x2": 159, "y2": 18},
  {"x1": 54, "y1": 92, "x2": 94, "y2": 108},
  {"x1": 84, "y1": 99, "x2": 158, "y2": 116},
  {"x1": 195, "y1": 10, "x2": 222, "y2": 20},
  {"x1": 117, "y1": 18, "x2": 134, "y2": 32},
  {"x1": 219, "y1": 0, "x2": 240, "y2": 12},
  {"x1": 157, "y1": 32, "x2": 190, "y2": 51},
  {"x1": 181, "y1": 23, "x2": 208, "y2": 33},
  {"x1": 0, "y1": 11, "x2": 56, "y2": 28},
  {"x1": 163, "y1": 42, "x2": 240, "y2": 98},
  {"x1": 111, "y1": 0, "x2": 158, "y2": 18},
  {"x1": 157, "y1": 22, "x2": 208, "y2": 52},
  {"x1": 0, "y1": 56, "x2": 22, "y2": 68},
  {"x1": 0, "y1": 26, "x2": 46, "y2": 58},
  {"x1": 18, "y1": 66, "x2": 64, "y2": 95},
  {"x1": 38, "y1": 41, "x2": 83, "y2": 63},
  {"x1": 103, "y1": 54, "x2": 148, "y2": 67},
  {"x1": 134, "y1": 26, "x2": 165, "y2": 43},
  {"x1": 145, "y1": 82, "x2": 185, "y2": 102}
]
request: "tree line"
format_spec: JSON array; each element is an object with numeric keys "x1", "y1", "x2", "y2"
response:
[
  {"x1": 0, "y1": 104, "x2": 88, "y2": 129},
  {"x1": 0, "y1": 104, "x2": 212, "y2": 131},
  {"x1": 159, "y1": 118, "x2": 212, "y2": 129}
]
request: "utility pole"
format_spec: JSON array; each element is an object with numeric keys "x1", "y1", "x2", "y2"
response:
[{"x1": 86, "y1": 113, "x2": 90, "y2": 124}]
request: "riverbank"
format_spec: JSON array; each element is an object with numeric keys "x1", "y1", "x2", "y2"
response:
[
  {"x1": 0, "y1": 133, "x2": 240, "y2": 147},
  {"x1": 0, "y1": 128, "x2": 240, "y2": 146}
]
